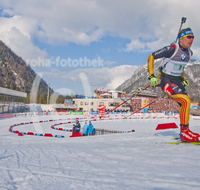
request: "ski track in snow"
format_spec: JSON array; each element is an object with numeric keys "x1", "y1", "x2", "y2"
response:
[{"x1": 0, "y1": 115, "x2": 200, "y2": 190}]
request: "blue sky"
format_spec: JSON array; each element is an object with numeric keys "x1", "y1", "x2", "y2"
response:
[{"x1": 0, "y1": 0, "x2": 200, "y2": 96}]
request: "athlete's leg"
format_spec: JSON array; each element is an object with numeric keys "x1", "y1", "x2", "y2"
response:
[
  {"x1": 160, "y1": 73, "x2": 189, "y2": 125},
  {"x1": 160, "y1": 73, "x2": 199, "y2": 141},
  {"x1": 171, "y1": 94, "x2": 190, "y2": 125},
  {"x1": 171, "y1": 94, "x2": 199, "y2": 139}
]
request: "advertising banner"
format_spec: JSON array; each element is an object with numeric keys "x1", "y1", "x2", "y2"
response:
[
  {"x1": 70, "y1": 111, "x2": 83, "y2": 115},
  {"x1": 99, "y1": 105, "x2": 106, "y2": 118},
  {"x1": 191, "y1": 102, "x2": 198, "y2": 109},
  {"x1": 0, "y1": 113, "x2": 14, "y2": 119},
  {"x1": 141, "y1": 98, "x2": 149, "y2": 108}
]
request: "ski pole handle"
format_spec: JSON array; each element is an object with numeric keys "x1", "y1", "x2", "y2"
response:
[{"x1": 181, "y1": 17, "x2": 187, "y2": 23}]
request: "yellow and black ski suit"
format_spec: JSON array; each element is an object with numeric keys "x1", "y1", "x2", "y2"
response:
[{"x1": 148, "y1": 43, "x2": 192, "y2": 125}]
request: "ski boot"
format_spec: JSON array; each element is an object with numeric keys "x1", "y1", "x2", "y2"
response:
[
  {"x1": 182, "y1": 124, "x2": 200, "y2": 138},
  {"x1": 180, "y1": 124, "x2": 199, "y2": 142}
]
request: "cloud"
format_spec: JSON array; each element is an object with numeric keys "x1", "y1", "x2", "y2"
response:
[
  {"x1": 104, "y1": 65, "x2": 138, "y2": 89},
  {"x1": 0, "y1": 15, "x2": 48, "y2": 60},
  {"x1": 1, "y1": 0, "x2": 200, "y2": 57},
  {"x1": 103, "y1": 60, "x2": 116, "y2": 66},
  {"x1": 54, "y1": 88, "x2": 74, "y2": 96},
  {"x1": 125, "y1": 39, "x2": 145, "y2": 52},
  {"x1": 192, "y1": 48, "x2": 200, "y2": 60},
  {"x1": 41, "y1": 65, "x2": 138, "y2": 91}
]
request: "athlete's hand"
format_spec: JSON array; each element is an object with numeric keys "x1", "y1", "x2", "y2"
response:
[
  {"x1": 149, "y1": 74, "x2": 158, "y2": 87},
  {"x1": 182, "y1": 78, "x2": 189, "y2": 87}
]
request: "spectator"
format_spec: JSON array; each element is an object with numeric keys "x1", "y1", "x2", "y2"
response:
[
  {"x1": 82, "y1": 121, "x2": 88, "y2": 136},
  {"x1": 73, "y1": 119, "x2": 81, "y2": 134},
  {"x1": 88, "y1": 120, "x2": 95, "y2": 135}
]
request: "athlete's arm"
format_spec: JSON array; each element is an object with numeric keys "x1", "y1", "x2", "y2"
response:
[
  {"x1": 148, "y1": 54, "x2": 154, "y2": 76},
  {"x1": 152, "y1": 45, "x2": 176, "y2": 59},
  {"x1": 148, "y1": 45, "x2": 176, "y2": 76}
]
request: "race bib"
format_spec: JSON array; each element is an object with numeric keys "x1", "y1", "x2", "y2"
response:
[{"x1": 173, "y1": 63, "x2": 185, "y2": 71}]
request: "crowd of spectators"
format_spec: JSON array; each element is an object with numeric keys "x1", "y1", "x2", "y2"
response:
[
  {"x1": 130, "y1": 99, "x2": 141, "y2": 111},
  {"x1": 130, "y1": 97, "x2": 180, "y2": 113},
  {"x1": 95, "y1": 89, "x2": 181, "y2": 113},
  {"x1": 148, "y1": 97, "x2": 180, "y2": 113}
]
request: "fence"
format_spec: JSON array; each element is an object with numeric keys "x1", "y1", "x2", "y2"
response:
[{"x1": 94, "y1": 128, "x2": 134, "y2": 135}]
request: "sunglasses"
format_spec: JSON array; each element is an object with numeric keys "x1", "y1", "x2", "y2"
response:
[{"x1": 186, "y1": 36, "x2": 194, "y2": 39}]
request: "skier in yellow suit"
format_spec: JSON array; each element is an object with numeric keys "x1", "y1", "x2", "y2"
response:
[{"x1": 148, "y1": 28, "x2": 199, "y2": 142}]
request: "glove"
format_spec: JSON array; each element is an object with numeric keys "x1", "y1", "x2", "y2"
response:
[
  {"x1": 181, "y1": 78, "x2": 189, "y2": 87},
  {"x1": 148, "y1": 74, "x2": 158, "y2": 87}
]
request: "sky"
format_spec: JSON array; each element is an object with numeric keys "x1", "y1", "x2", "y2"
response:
[{"x1": 0, "y1": 0, "x2": 200, "y2": 96}]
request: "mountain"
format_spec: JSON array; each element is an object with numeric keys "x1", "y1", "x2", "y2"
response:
[
  {"x1": 116, "y1": 59, "x2": 200, "y2": 103},
  {"x1": 0, "y1": 40, "x2": 53, "y2": 102}
]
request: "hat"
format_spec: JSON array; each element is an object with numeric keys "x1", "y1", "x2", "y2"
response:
[{"x1": 178, "y1": 28, "x2": 194, "y2": 40}]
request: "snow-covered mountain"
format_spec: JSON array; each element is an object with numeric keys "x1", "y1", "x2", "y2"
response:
[{"x1": 116, "y1": 60, "x2": 200, "y2": 102}]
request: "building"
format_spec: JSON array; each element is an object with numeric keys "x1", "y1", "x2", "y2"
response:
[
  {"x1": 51, "y1": 98, "x2": 78, "y2": 111},
  {"x1": 52, "y1": 104, "x2": 78, "y2": 111},
  {"x1": 73, "y1": 98, "x2": 130, "y2": 112},
  {"x1": 0, "y1": 87, "x2": 27, "y2": 114}
]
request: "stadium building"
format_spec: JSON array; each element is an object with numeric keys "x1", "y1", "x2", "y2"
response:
[
  {"x1": 73, "y1": 98, "x2": 130, "y2": 112},
  {"x1": 0, "y1": 87, "x2": 27, "y2": 114}
]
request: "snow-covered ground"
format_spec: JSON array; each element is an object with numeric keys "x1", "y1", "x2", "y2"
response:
[{"x1": 1, "y1": 114, "x2": 200, "y2": 190}]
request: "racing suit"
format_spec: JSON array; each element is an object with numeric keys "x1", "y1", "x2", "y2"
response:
[{"x1": 148, "y1": 43, "x2": 192, "y2": 125}]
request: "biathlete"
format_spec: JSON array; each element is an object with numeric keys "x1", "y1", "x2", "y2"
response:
[{"x1": 148, "y1": 27, "x2": 199, "y2": 142}]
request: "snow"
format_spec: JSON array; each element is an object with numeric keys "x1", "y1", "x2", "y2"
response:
[{"x1": 1, "y1": 114, "x2": 200, "y2": 190}]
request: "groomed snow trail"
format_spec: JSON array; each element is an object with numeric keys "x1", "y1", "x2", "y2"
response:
[{"x1": 0, "y1": 115, "x2": 200, "y2": 190}]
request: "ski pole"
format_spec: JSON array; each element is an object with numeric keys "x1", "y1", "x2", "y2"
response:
[
  {"x1": 105, "y1": 84, "x2": 159, "y2": 115},
  {"x1": 159, "y1": 17, "x2": 187, "y2": 78},
  {"x1": 175, "y1": 17, "x2": 187, "y2": 43},
  {"x1": 125, "y1": 93, "x2": 168, "y2": 118}
]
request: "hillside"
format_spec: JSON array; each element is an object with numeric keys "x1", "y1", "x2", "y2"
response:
[{"x1": 0, "y1": 41, "x2": 53, "y2": 103}]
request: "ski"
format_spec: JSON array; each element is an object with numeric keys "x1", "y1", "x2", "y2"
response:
[
  {"x1": 164, "y1": 141, "x2": 200, "y2": 145},
  {"x1": 164, "y1": 137, "x2": 200, "y2": 145}
]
